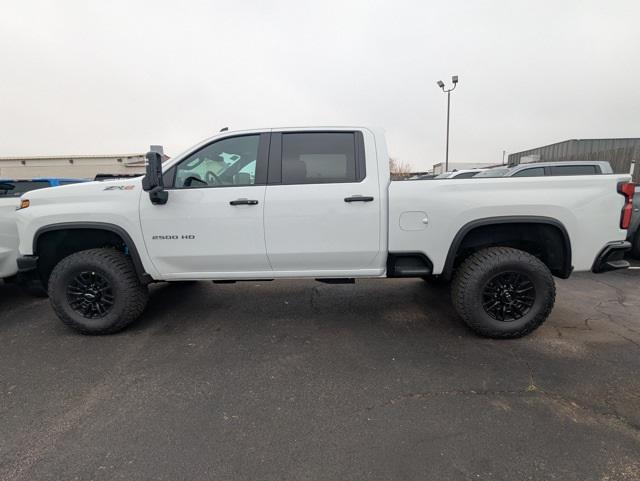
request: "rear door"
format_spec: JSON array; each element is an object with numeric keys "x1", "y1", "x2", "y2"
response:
[{"x1": 263, "y1": 130, "x2": 383, "y2": 275}]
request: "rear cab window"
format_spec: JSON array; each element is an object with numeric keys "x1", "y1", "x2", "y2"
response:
[{"x1": 269, "y1": 131, "x2": 366, "y2": 185}]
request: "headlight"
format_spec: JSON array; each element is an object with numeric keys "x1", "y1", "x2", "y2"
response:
[{"x1": 19, "y1": 199, "x2": 30, "y2": 209}]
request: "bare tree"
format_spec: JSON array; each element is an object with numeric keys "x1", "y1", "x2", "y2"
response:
[{"x1": 389, "y1": 157, "x2": 413, "y2": 178}]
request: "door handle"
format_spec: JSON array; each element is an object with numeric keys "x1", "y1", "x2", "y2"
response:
[
  {"x1": 344, "y1": 195, "x2": 374, "y2": 203},
  {"x1": 229, "y1": 199, "x2": 259, "y2": 206}
]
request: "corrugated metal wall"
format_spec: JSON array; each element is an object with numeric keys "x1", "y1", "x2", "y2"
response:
[
  {"x1": 0, "y1": 155, "x2": 146, "y2": 179},
  {"x1": 508, "y1": 138, "x2": 640, "y2": 182}
]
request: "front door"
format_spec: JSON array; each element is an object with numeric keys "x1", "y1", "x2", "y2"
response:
[{"x1": 139, "y1": 133, "x2": 272, "y2": 278}]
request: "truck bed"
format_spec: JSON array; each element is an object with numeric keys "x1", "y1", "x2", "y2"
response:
[{"x1": 388, "y1": 175, "x2": 630, "y2": 274}]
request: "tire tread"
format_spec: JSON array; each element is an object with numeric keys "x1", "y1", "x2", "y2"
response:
[
  {"x1": 48, "y1": 248, "x2": 148, "y2": 335},
  {"x1": 451, "y1": 247, "x2": 555, "y2": 339}
]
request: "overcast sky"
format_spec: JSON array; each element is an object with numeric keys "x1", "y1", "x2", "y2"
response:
[{"x1": 1, "y1": 0, "x2": 639, "y2": 171}]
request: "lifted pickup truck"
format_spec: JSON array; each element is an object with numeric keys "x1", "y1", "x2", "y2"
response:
[{"x1": 15, "y1": 127, "x2": 635, "y2": 337}]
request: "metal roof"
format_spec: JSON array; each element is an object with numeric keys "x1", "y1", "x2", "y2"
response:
[{"x1": 0, "y1": 153, "x2": 145, "y2": 161}]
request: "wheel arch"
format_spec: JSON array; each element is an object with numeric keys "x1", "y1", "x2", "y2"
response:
[
  {"x1": 442, "y1": 216, "x2": 573, "y2": 280},
  {"x1": 33, "y1": 222, "x2": 149, "y2": 284}
]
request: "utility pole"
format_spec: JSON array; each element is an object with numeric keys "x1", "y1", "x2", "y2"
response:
[{"x1": 437, "y1": 75, "x2": 459, "y2": 172}]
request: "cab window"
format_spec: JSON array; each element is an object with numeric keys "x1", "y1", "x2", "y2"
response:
[
  {"x1": 281, "y1": 132, "x2": 358, "y2": 184},
  {"x1": 173, "y1": 135, "x2": 261, "y2": 188}
]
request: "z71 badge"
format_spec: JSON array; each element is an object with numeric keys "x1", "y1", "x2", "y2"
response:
[{"x1": 103, "y1": 185, "x2": 136, "y2": 191}]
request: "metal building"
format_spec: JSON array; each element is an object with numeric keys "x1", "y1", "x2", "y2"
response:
[
  {"x1": 508, "y1": 138, "x2": 640, "y2": 182},
  {"x1": 0, "y1": 146, "x2": 165, "y2": 180}
]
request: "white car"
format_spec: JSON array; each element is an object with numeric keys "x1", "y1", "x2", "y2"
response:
[
  {"x1": 15, "y1": 127, "x2": 635, "y2": 338},
  {"x1": 434, "y1": 169, "x2": 487, "y2": 179},
  {"x1": 474, "y1": 161, "x2": 614, "y2": 178}
]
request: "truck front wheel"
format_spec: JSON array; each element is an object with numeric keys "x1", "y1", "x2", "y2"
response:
[
  {"x1": 48, "y1": 248, "x2": 148, "y2": 335},
  {"x1": 451, "y1": 247, "x2": 555, "y2": 339}
]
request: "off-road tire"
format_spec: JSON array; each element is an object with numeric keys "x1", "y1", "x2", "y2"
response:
[
  {"x1": 451, "y1": 247, "x2": 555, "y2": 339},
  {"x1": 48, "y1": 248, "x2": 148, "y2": 335}
]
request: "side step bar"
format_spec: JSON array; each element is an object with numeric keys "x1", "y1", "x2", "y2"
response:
[{"x1": 316, "y1": 278, "x2": 355, "y2": 284}]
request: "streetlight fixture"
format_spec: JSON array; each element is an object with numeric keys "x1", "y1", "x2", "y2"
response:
[{"x1": 436, "y1": 75, "x2": 459, "y2": 172}]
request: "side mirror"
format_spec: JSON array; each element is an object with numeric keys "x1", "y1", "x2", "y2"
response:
[{"x1": 142, "y1": 151, "x2": 168, "y2": 205}]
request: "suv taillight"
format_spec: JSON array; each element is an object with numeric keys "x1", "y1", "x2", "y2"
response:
[{"x1": 618, "y1": 182, "x2": 635, "y2": 229}]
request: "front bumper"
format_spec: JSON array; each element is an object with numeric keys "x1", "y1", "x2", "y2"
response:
[{"x1": 591, "y1": 241, "x2": 631, "y2": 273}]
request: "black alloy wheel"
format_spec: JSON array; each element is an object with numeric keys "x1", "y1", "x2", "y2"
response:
[
  {"x1": 67, "y1": 270, "x2": 115, "y2": 318},
  {"x1": 482, "y1": 271, "x2": 535, "y2": 322}
]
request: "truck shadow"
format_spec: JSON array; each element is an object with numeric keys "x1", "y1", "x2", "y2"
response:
[
  {"x1": 0, "y1": 281, "x2": 34, "y2": 308},
  {"x1": 130, "y1": 278, "x2": 469, "y2": 338},
  {"x1": 0, "y1": 281, "x2": 49, "y2": 333}
]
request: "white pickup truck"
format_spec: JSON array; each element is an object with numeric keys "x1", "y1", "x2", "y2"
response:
[{"x1": 15, "y1": 127, "x2": 635, "y2": 338}]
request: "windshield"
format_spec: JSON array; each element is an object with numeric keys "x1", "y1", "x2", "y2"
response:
[{"x1": 474, "y1": 168, "x2": 510, "y2": 178}]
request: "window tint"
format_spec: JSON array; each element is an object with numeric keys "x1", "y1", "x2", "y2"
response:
[
  {"x1": 0, "y1": 180, "x2": 50, "y2": 197},
  {"x1": 174, "y1": 135, "x2": 260, "y2": 188},
  {"x1": 59, "y1": 180, "x2": 83, "y2": 186},
  {"x1": 512, "y1": 167, "x2": 545, "y2": 177},
  {"x1": 549, "y1": 165, "x2": 598, "y2": 176},
  {"x1": 281, "y1": 133, "x2": 357, "y2": 184}
]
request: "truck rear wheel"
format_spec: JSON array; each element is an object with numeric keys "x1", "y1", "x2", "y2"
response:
[
  {"x1": 451, "y1": 247, "x2": 555, "y2": 339},
  {"x1": 48, "y1": 248, "x2": 148, "y2": 335}
]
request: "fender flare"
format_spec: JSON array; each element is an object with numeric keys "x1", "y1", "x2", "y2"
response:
[
  {"x1": 33, "y1": 221, "x2": 150, "y2": 282},
  {"x1": 441, "y1": 215, "x2": 573, "y2": 279}
]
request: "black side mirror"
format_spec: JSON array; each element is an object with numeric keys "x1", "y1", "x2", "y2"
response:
[{"x1": 142, "y1": 151, "x2": 168, "y2": 205}]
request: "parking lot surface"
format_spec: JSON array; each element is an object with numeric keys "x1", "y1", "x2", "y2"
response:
[{"x1": 1, "y1": 263, "x2": 639, "y2": 481}]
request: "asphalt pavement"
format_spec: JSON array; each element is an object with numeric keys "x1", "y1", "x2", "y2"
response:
[{"x1": 1, "y1": 263, "x2": 639, "y2": 481}]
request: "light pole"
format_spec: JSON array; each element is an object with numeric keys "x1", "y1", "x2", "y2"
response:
[
  {"x1": 502, "y1": 150, "x2": 507, "y2": 165},
  {"x1": 437, "y1": 75, "x2": 458, "y2": 172}
]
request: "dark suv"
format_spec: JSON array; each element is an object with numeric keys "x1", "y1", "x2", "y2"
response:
[{"x1": 0, "y1": 177, "x2": 87, "y2": 197}]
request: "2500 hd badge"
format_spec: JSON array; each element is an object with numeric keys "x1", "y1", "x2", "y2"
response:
[{"x1": 152, "y1": 235, "x2": 196, "y2": 240}]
